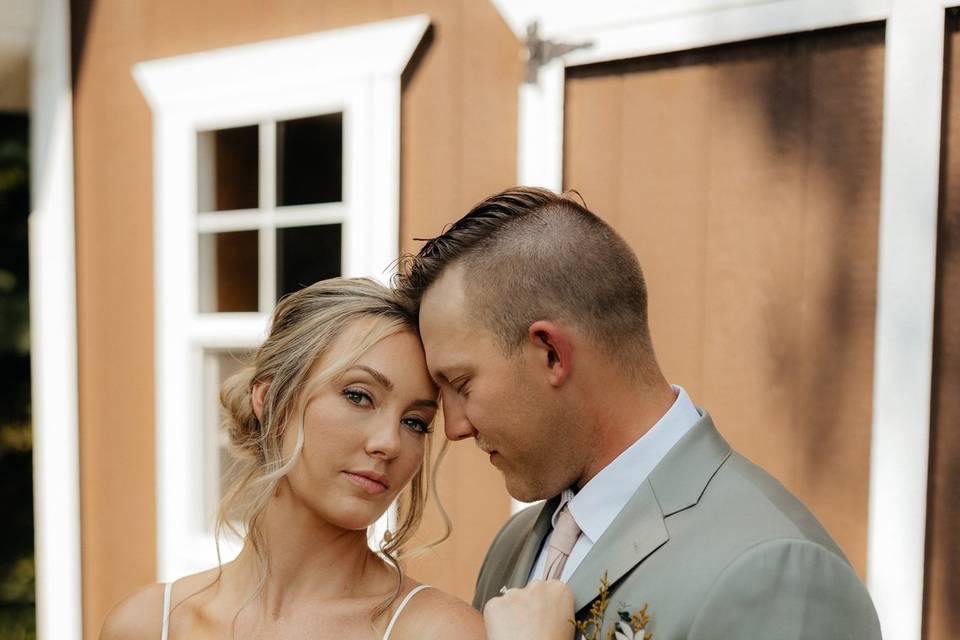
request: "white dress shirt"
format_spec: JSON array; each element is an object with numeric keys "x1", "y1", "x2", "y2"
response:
[{"x1": 528, "y1": 385, "x2": 702, "y2": 583}]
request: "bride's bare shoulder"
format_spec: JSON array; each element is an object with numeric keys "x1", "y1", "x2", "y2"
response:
[
  {"x1": 98, "y1": 582, "x2": 166, "y2": 640},
  {"x1": 99, "y1": 568, "x2": 221, "y2": 640},
  {"x1": 390, "y1": 585, "x2": 485, "y2": 640}
]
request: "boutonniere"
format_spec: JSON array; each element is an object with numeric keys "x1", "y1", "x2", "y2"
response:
[{"x1": 572, "y1": 572, "x2": 652, "y2": 640}]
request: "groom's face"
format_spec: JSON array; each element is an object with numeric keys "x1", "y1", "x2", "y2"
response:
[{"x1": 419, "y1": 266, "x2": 583, "y2": 501}]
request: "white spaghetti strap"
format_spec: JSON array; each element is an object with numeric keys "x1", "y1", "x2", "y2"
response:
[
  {"x1": 382, "y1": 584, "x2": 432, "y2": 640},
  {"x1": 160, "y1": 582, "x2": 172, "y2": 640}
]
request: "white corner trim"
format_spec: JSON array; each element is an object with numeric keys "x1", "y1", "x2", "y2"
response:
[
  {"x1": 28, "y1": 0, "x2": 82, "y2": 637},
  {"x1": 135, "y1": 15, "x2": 429, "y2": 582},
  {"x1": 134, "y1": 14, "x2": 429, "y2": 111},
  {"x1": 867, "y1": 2, "x2": 944, "y2": 639}
]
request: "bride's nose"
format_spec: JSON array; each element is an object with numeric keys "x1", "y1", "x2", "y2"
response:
[{"x1": 365, "y1": 416, "x2": 402, "y2": 459}]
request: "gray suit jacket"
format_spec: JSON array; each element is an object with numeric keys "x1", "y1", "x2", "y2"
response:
[{"x1": 473, "y1": 411, "x2": 881, "y2": 639}]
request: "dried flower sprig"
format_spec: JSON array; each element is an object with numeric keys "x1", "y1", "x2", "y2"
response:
[{"x1": 570, "y1": 572, "x2": 652, "y2": 640}]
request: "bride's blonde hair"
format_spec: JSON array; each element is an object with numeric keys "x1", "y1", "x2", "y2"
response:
[{"x1": 215, "y1": 277, "x2": 449, "y2": 623}]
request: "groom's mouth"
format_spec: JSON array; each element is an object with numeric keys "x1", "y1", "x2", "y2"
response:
[
  {"x1": 476, "y1": 439, "x2": 501, "y2": 465},
  {"x1": 477, "y1": 443, "x2": 498, "y2": 460}
]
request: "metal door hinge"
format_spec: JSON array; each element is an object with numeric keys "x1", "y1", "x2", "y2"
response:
[{"x1": 523, "y1": 21, "x2": 593, "y2": 83}]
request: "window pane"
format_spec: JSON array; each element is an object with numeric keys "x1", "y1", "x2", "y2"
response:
[
  {"x1": 197, "y1": 125, "x2": 259, "y2": 212},
  {"x1": 198, "y1": 230, "x2": 259, "y2": 312},
  {"x1": 276, "y1": 113, "x2": 343, "y2": 206},
  {"x1": 202, "y1": 349, "x2": 251, "y2": 531},
  {"x1": 276, "y1": 224, "x2": 341, "y2": 300}
]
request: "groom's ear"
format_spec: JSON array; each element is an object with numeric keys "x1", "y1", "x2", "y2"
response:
[{"x1": 527, "y1": 320, "x2": 573, "y2": 387}]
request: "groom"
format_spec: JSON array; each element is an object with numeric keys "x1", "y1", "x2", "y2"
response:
[{"x1": 396, "y1": 186, "x2": 881, "y2": 638}]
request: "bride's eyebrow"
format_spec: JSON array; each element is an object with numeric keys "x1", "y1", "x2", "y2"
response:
[
  {"x1": 347, "y1": 365, "x2": 393, "y2": 390},
  {"x1": 346, "y1": 365, "x2": 437, "y2": 409}
]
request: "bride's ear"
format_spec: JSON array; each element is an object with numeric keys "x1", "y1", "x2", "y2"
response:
[{"x1": 251, "y1": 380, "x2": 269, "y2": 422}]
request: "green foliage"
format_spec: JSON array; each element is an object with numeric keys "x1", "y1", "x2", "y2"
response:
[
  {"x1": 0, "y1": 605, "x2": 36, "y2": 640},
  {"x1": 0, "y1": 115, "x2": 29, "y2": 356},
  {"x1": 0, "y1": 112, "x2": 35, "y2": 638}
]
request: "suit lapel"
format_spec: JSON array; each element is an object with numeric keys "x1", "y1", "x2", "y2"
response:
[
  {"x1": 504, "y1": 495, "x2": 560, "y2": 588},
  {"x1": 648, "y1": 411, "x2": 731, "y2": 517},
  {"x1": 566, "y1": 411, "x2": 732, "y2": 613},
  {"x1": 566, "y1": 480, "x2": 668, "y2": 612}
]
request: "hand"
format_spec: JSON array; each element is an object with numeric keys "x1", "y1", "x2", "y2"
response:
[{"x1": 483, "y1": 579, "x2": 575, "y2": 640}]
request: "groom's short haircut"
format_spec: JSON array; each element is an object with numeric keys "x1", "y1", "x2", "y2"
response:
[{"x1": 395, "y1": 186, "x2": 655, "y2": 375}]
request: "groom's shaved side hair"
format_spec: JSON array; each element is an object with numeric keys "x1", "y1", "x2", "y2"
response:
[{"x1": 395, "y1": 186, "x2": 655, "y2": 374}]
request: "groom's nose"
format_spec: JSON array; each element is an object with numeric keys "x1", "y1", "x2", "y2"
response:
[{"x1": 442, "y1": 394, "x2": 476, "y2": 441}]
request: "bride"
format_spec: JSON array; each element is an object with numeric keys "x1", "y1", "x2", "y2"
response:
[{"x1": 99, "y1": 277, "x2": 573, "y2": 640}]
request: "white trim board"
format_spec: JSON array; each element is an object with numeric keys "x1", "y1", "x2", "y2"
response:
[
  {"x1": 134, "y1": 14, "x2": 429, "y2": 582},
  {"x1": 493, "y1": 0, "x2": 891, "y2": 67},
  {"x1": 868, "y1": 3, "x2": 944, "y2": 640},
  {"x1": 135, "y1": 17, "x2": 424, "y2": 110},
  {"x1": 28, "y1": 0, "x2": 82, "y2": 637},
  {"x1": 497, "y1": 1, "x2": 947, "y2": 639}
]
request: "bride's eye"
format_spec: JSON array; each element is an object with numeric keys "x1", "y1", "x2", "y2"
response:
[
  {"x1": 343, "y1": 388, "x2": 373, "y2": 407},
  {"x1": 402, "y1": 416, "x2": 432, "y2": 435}
]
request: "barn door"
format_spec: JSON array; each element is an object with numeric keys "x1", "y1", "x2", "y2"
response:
[{"x1": 561, "y1": 24, "x2": 886, "y2": 578}]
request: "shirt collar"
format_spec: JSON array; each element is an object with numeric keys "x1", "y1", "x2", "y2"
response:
[{"x1": 551, "y1": 385, "x2": 702, "y2": 543}]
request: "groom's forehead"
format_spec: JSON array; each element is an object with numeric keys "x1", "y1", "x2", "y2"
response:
[
  {"x1": 420, "y1": 305, "x2": 482, "y2": 357},
  {"x1": 419, "y1": 268, "x2": 470, "y2": 332}
]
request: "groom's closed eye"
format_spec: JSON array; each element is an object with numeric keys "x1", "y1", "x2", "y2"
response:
[{"x1": 449, "y1": 375, "x2": 471, "y2": 396}]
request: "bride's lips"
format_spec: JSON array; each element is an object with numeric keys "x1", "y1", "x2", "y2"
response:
[{"x1": 343, "y1": 470, "x2": 390, "y2": 495}]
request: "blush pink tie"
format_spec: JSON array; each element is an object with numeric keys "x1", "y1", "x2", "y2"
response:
[{"x1": 541, "y1": 504, "x2": 581, "y2": 580}]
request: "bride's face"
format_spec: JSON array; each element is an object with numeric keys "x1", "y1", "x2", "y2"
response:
[{"x1": 279, "y1": 323, "x2": 438, "y2": 531}]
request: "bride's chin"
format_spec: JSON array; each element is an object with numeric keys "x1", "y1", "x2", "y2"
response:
[
  {"x1": 335, "y1": 514, "x2": 388, "y2": 533},
  {"x1": 325, "y1": 501, "x2": 391, "y2": 532}
]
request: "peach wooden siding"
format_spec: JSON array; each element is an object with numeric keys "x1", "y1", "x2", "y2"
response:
[
  {"x1": 924, "y1": 12, "x2": 960, "y2": 640},
  {"x1": 564, "y1": 24, "x2": 885, "y2": 580},
  {"x1": 72, "y1": 1, "x2": 518, "y2": 637}
]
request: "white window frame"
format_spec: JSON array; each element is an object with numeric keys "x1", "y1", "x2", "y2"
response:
[
  {"x1": 491, "y1": 1, "x2": 945, "y2": 639},
  {"x1": 133, "y1": 14, "x2": 429, "y2": 582}
]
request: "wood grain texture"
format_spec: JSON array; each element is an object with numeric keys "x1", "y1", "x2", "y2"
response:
[
  {"x1": 564, "y1": 24, "x2": 885, "y2": 580},
  {"x1": 924, "y1": 13, "x2": 960, "y2": 640},
  {"x1": 73, "y1": 3, "x2": 157, "y2": 639}
]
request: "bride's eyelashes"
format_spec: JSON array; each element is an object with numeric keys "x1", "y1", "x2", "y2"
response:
[
  {"x1": 343, "y1": 386, "x2": 374, "y2": 407},
  {"x1": 342, "y1": 386, "x2": 433, "y2": 435},
  {"x1": 402, "y1": 416, "x2": 433, "y2": 435}
]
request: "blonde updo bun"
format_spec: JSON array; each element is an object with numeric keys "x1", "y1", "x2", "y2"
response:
[{"x1": 219, "y1": 366, "x2": 260, "y2": 461}]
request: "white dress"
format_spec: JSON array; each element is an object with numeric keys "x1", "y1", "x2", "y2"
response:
[{"x1": 160, "y1": 582, "x2": 432, "y2": 640}]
